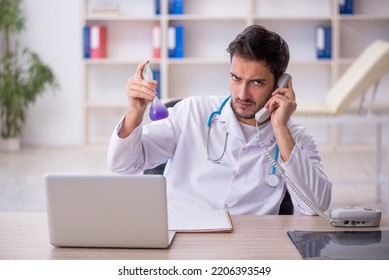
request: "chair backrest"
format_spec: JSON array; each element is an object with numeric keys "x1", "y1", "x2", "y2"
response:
[
  {"x1": 278, "y1": 190, "x2": 294, "y2": 215},
  {"x1": 325, "y1": 40, "x2": 389, "y2": 115}
]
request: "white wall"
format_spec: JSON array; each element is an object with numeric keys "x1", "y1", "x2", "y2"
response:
[{"x1": 21, "y1": 0, "x2": 82, "y2": 146}]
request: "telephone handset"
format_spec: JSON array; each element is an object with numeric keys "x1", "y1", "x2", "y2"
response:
[{"x1": 255, "y1": 73, "x2": 292, "y2": 123}]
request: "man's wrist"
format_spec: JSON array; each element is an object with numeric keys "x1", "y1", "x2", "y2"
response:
[{"x1": 118, "y1": 110, "x2": 143, "y2": 138}]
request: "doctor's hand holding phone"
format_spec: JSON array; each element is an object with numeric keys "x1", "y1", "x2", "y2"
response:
[{"x1": 255, "y1": 73, "x2": 296, "y2": 126}]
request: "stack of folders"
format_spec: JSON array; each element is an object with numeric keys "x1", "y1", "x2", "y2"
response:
[
  {"x1": 83, "y1": 25, "x2": 107, "y2": 59},
  {"x1": 151, "y1": 25, "x2": 185, "y2": 59},
  {"x1": 90, "y1": 2, "x2": 120, "y2": 15}
]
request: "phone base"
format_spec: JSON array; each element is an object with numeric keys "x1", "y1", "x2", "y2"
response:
[{"x1": 330, "y1": 206, "x2": 381, "y2": 227}]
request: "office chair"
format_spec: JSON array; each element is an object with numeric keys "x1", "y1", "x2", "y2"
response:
[{"x1": 144, "y1": 99, "x2": 294, "y2": 215}]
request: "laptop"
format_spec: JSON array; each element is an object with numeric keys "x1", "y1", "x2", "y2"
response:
[{"x1": 44, "y1": 174, "x2": 175, "y2": 248}]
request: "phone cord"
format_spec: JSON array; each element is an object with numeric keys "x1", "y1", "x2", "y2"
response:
[{"x1": 256, "y1": 125, "x2": 333, "y2": 224}]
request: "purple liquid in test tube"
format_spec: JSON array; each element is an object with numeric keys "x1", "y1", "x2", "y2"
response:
[
  {"x1": 149, "y1": 101, "x2": 169, "y2": 121},
  {"x1": 143, "y1": 63, "x2": 169, "y2": 121}
]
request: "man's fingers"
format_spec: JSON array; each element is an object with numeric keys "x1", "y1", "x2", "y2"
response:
[
  {"x1": 134, "y1": 60, "x2": 149, "y2": 78},
  {"x1": 127, "y1": 77, "x2": 156, "y2": 99}
]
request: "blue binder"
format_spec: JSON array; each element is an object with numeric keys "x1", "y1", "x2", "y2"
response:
[
  {"x1": 168, "y1": 25, "x2": 185, "y2": 58},
  {"x1": 316, "y1": 25, "x2": 332, "y2": 59},
  {"x1": 169, "y1": 0, "x2": 184, "y2": 14},
  {"x1": 339, "y1": 0, "x2": 353, "y2": 14},
  {"x1": 155, "y1": 0, "x2": 160, "y2": 15},
  {"x1": 174, "y1": 25, "x2": 185, "y2": 58},
  {"x1": 83, "y1": 26, "x2": 90, "y2": 58},
  {"x1": 168, "y1": 26, "x2": 176, "y2": 58}
]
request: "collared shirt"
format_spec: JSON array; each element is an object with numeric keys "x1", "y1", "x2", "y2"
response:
[{"x1": 107, "y1": 96, "x2": 332, "y2": 215}]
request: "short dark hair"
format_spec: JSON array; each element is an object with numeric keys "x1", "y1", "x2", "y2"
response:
[{"x1": 226, "y1": 25, "x2": 290, "y2": 81}]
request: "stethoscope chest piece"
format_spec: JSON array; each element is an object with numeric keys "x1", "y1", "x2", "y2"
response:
[
  {"x1": 264, "y1": 144, "x2": 280, "y2": 188},
  {"x1": 266, "y1": 173, "x2": 280, "y2": 188}
]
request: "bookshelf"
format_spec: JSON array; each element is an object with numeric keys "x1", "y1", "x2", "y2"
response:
[{"x1": 82, "y1": 0, "x2": 389, "y2": 145}]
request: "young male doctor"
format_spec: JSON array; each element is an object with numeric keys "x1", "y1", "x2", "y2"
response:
[{"x1": 107, "y1": 25, "x2": 332, "y2": 215}]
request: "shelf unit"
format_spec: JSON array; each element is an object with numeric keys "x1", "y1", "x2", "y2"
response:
[{"x1": 82, "y1": 0, "x2": 389, "y2": 145}]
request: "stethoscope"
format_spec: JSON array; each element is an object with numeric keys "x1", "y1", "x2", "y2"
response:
[{"x1": 206, "y1": 96, "x2": 280, "y2": 188}]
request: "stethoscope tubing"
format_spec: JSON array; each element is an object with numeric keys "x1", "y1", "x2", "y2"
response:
[
  {"x1": 206, "y1": 95, "x2": 280, "y2": 187},
  {"x1": 207, "y1": 95, "x2": 231, "y2": 127}
]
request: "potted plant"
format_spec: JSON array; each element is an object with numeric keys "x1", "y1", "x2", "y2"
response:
[{"x1": 0, "y1": 0, "x2": 59, "y2": 151}]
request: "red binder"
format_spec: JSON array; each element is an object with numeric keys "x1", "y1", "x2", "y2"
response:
[
  {"x1": 151, "y1": 25, "x2": 161, "y2": 59},
  {"x1": 90, "y1": 25, "x2": 107, "y2": 58}
]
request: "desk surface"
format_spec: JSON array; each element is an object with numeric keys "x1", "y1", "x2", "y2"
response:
[{"x1": 1, "y1": 212, "x2": 388, "y2": 260}]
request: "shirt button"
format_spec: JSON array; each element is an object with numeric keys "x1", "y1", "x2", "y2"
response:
[{"x1": 242, "y1": 147, "x2": 247, "y2": 151}]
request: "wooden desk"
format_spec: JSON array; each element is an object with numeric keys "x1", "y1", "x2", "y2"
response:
[{"x1": 1, "y1": 212, "x2": 388, "y2": 260}]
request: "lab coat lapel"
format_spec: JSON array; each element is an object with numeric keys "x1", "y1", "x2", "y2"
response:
[{"x1": 218, "y1": 99, "x2": 246, "y2": 143}]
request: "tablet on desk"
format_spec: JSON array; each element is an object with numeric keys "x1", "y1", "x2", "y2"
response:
[
  {"x1": 44, "y1": 174, "x2": 175, "y2": 249},
  {"x1": 288, "y1": 230, "x2": 389, "y2": 259}
]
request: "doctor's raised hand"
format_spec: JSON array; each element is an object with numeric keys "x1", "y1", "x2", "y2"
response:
[
  {"x1": 267, "y1": 78, "x2": 297, "y2": 128},
  {"x1": 266, "y1": 78, "x2": 297, "y2": 162},
  {"x1": 118, "y1": 60, "x2": 157, "y2": 138}
]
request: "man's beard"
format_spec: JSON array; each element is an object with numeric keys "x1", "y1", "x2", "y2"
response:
[{"x1": 231, "y1": 97, "x2": 258, "y2": 119}]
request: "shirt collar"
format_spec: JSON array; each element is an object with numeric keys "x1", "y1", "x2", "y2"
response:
[{"x1": 218, "y1": 98, "x2": 276, "y2": 146}]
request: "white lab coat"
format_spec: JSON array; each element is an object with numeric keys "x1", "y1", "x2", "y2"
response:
[{"x1": 107, "y1": 96, "x2": 332, "y2": 215}]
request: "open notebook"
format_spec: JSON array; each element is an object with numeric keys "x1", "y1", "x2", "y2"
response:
[{"x1": 169, "y1": 209, "x2": 234, "y2": 233}]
